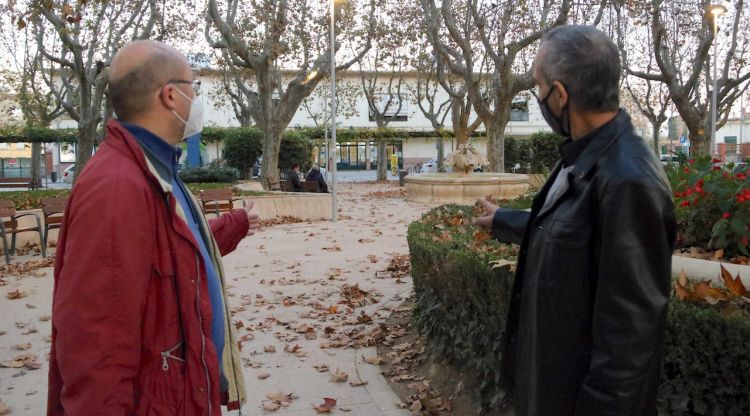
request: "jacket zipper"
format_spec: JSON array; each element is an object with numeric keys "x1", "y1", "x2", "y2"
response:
[
  {"x1": 161, "y1": 340, "x2": 185, "y2": 371},
  {"x1": 195, "y1": 253, "x2": 212, "y2": 416}
]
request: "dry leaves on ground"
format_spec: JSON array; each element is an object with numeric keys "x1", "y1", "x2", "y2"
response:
[
  {"x1": 260, "y1": 216, "x2": 304, "y2": 227},
  {"x1": 263, "y1": 391, "x2": 298, "y2": 411},
  {"x1": 0, "y1": 352, "x2": 42, "y2": 370},
  {"x1": 313, "y1": 397, "x2": 337, "y2": 413},
  {"x1": 0, "y1": 257, "x2": 54, "y2": 277},
  {"x1": 362, "y1": 189, "x2": 407, "y2": 199},
  {"x1": 5, "y1": 290, "x2": 27, "y2": 300},
  {"x1": 330, "y1": 369, "x2": 348, "y2": 383},
  {"x1": 376, "y1": 254, "x2": 411, "y2": 281},
  {"x1": 674, "y1": 267, "x2": 749, "y2": 304},
  {"x1": 0, "y1": 399, "x2": 10, "y2": 415}
]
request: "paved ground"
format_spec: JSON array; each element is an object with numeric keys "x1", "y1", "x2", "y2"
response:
[{"x1": 0, "y1": 182, "x2": 434, "y2": 415}]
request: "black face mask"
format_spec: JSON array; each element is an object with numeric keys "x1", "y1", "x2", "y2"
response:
[{"x1": 537, "y1": 85, "x2": 570, "y2": 138}]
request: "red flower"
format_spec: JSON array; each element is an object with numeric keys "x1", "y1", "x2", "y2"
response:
[
  {"x1": 680, "y1": 200, "x2": 690, "y2": 207},
  {"x1": 686, "y1": 188, "x2": 693, "y2": 196},
  {"x1": 694, "y1": 186, "x2": 703, "y2": 194},
  {"x1": 723, "y1": 212, "x2": 731, "y2": 219},
  {"x1": 697, "y1": 179, "x2": 705, "y2": 187},
  {"x1": 713, "y1": 158, "x2": 721, "y2": 163},
  {"x1": 737, "y1": 173, "x2": 747, "y2": 180},
  {"x1": 722, "y1": 172, "x2": 729, "y2": 177},
  {"x1": 684, "y1": 167, "x2": 691, "y2": 173},
  {"x1": 688, "y1": 159, "x2": 695, "y2": 165},
  {"x1": 743, "y1": 236, "x2": 749, "y2": 246},
  {"x1": 738, "y1": 196, "x2": 746, "y2": 203},
  {"x1": 713, "y1": 166, "x2": 722, "y2": 171}
]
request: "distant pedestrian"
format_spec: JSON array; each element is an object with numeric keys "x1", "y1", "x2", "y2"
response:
[
  {"x1": 474, "y1": 25, "x2": 676, "y2": 416},
  {"x1": 306, "y1": 165, "x2": 329, "y2": 192},
  {"x1": 288, "y1": 164, "x2": 304, "y2": 192}
]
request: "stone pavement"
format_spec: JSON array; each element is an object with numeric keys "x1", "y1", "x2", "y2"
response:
[{"x1": 0, "y1": 182, "x2": 435, "y2": 416}]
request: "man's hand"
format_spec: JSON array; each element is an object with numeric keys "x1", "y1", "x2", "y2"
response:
[
  {"x1": 473, "y1": 199, "x2": 499, "y2": 229},
  {"x1": 243, "y1": 200, "x2": 261, "y2": 236}
]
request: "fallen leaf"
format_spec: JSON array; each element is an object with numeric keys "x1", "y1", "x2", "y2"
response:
[
  {"x1": 720, "y1": 265, "x2": 747, "y2": 297},
  {"x1": 714, "y1": 249, "x2": 724, "y2": 260},
  {"x1": 410, "y1": 399, "x2": 423, "y2": 412},
  {"x1": 313, "y1": 397, "x2": 337, "y2": 413},
  {"x1": 39, "y1": 315, "x2": 51, "y2": 322},
  {"x1": 6, "y1": 290, "x2": 27, "y2": 300},
  {"x1": 262, "y1": 401, "x2": 281, "y2": 411},
  {"x1": 264, "y1": 345, "x2": 277, "y2": 353},
  {"x1": 0, "y1": 399, "x2": 9, "y2": 415},
  {"x1": 12, "y1": 343, "x2": 31, "y2": 351},
  {"x1": 363, "y1": 355, "x2": 383, "y2": 365},
  {"x1": 349, "y1": 378, "x2": 368, "y2": 387},
  {"x1": 330, "y1": 369, "x2": 348, "y2": 383},
  {"x1": 313, "y1": 364, "x2": 329, "y2": 372}
]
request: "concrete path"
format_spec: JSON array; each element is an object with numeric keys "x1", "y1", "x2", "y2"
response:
[{"x1": 0, "y1": 182, "x2": 434, "y2": 416}]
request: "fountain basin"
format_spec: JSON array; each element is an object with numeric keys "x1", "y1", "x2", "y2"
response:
[{"x1": 405, "y1": 172, "x2": 530, "y2": 204}]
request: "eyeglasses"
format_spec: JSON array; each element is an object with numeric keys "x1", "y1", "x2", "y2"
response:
[{"x1": 167, "y1": 79, "x2": 201, "y2": 94}]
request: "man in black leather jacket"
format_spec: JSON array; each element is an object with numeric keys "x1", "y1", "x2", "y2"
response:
[{"x1": 474, "y1": 25, "x2": 676, "y2": 416}]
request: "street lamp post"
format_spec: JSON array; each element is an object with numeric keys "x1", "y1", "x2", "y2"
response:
[
  {"x1": 709, "y1": 3, "x2": 727, "y2": 158},
  {"x1": 329, "y1": 0, "x2": 338, "y2": 222}
]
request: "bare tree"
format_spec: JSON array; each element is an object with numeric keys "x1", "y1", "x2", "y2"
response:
[
  {"x1": 411, "y1": 50, "x2": 452, "y2": 170},
  {"x1": 206, "y1": 0, "x2": 375, "y2": 188},
  {"x1": 15, "y1": 0, "x2": 160, "y2": 179},
  {"x1": 614, "y1": 13, "x2": 671, "y2": 154},
  {"x1": 2, "y1": 6, "x2": 67, "y2": 184},
  {"x1": 420, "y1": 0, "x2": 576, "y2": 172},
  {"x1": 620, "y1": 0, "x2": 750, "y2": 155}
]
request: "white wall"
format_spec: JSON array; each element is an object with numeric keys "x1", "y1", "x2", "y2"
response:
[{"x1": 716, "y1": 118, "x2": 750, "y2": 145}]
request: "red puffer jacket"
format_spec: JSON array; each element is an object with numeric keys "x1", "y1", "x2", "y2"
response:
[{"x1": 47, "y1": 121, "x2": 249, "y2": 416}]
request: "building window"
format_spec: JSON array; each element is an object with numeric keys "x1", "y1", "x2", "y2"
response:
[
  {"x1": 510, "y1": 96, "x2": 529, "y2": 122},
  {"x1": 369, "y1": 94, "x2": 408, "y2": 122}
]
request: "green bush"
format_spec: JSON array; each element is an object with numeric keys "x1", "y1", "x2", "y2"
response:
[
  {"x1": 659, "y1": 301, "x2": 750, "y2": 415},
  {"x1": 503, "y1": 136, "x2": 532, "y2": 172},
  {"x1": 219, "y1": 128, "x2": 263, "y2": 179},
  {"x1": 528, "y1": 131, "x2": 564, "y2": 173},
  {"x1": 178, "y1": 166, "x2": 239, "y2": 183},
  {"x1": 409, "y1": 203, "x2": 750, "y2": 415},
  {"x1": 0, "y1": 189, "x2": 72, "y2": 210},
  {"x1": 408, "y1": 204, "x2": 519, "y2": 411},
  {"x1": 279, "y1": 130, "x2": 314, "y2": 172}
]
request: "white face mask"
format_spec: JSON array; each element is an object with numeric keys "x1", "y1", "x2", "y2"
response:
[{"x1": 172, "y1": 87, "x2": 204, "y2": 141}]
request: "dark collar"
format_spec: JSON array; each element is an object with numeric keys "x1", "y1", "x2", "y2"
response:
[
  {"x1": 566, "y1": 110, "x2": 633, "y2": 179},
  {"x1": 121, "y1": 122, "x2": 182, "y2": 175}
]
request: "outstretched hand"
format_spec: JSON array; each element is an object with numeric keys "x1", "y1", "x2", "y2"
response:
[
  {"x1": 473, "y1": 198, "x2": 499, "y2": 229},
  {"x1": 243, "y1": 200, "x2": 261, "y2": 236}
]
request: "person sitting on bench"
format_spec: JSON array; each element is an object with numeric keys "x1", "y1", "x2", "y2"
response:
[
  {"x1": 305, "y1": 165, "x2": 328, "y2": 193},
  {"x1": 288, "y1": 164, "x2": 304, "y2": 192}
]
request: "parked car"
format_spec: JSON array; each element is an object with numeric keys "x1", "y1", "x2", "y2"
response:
[
  {"x1": 420, "y1": 158, "x2": 454, "y2": 173},
  {"x1": 62, "y1": 165, "x2": 76, "y2": 184},
  {"x1": 660, "y1": 154, "x2": 680, "y2": 166}
]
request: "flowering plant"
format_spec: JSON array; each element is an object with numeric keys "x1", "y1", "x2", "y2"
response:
[{"x1": 667, "y1": 156, "x2": 750, "y2": 257}]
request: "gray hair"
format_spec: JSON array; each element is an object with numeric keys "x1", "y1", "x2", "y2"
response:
[
  {"x1": 108, "y1": 46, "x2": 184, "y2": 121},
  {"x1": 539, "y1": 25, "x2": 621, "y2": 112}
]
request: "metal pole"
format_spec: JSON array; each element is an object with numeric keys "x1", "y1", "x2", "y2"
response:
[
  {"x1": 740, "y1": 101, "x2": 745, "y2": 161},
  {"x1": 330, "y1": 0, "x2": 338, "y2": 222},
  {"x1": 711, "y1": 19, "x2": 719, "y2": 158}
]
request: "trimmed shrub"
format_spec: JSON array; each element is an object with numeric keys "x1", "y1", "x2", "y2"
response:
[
  {"x1": 409, "y1": 202, "x2": 750, "y2": 415},
  {"x1": 220, "y1": 128, "x2": 263, "y2": 179},
  {"x1": 178, "y1": 166, "x2": 239, "y2": 183},
  {"x1": 408, "y1": 204, "x2": 519, "y2": 411},
  {"x1": 504, "y1": 136, "x2": 532, "y2": 172}
]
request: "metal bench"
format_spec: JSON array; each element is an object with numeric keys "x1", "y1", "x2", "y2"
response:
[
  {"x1": 199, "y1": 188, "x2": 237, "y2": 217},
  {"x1": 40, "y1": 197, "x2": 68, "y2": 249},
  {"x1": 0, "y1": 200, "x2": 46, "y2": 264},
  {"x1": 0, "y1": 177, "x2": 38, "y2": 190}
]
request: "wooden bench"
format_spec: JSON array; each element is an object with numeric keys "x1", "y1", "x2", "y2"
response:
[
  {"x1": 303, "y1": 180, "x2": 321, "y2": 192},
  {"x1": 0, "y1": 177, "x2": 38, "y2": 190},
  {"x1": 40, "y1": 197, "x2": 68, "y2": 249},
  {"x1": 199, "y1": 189, "x2": 237, "y2": 217},
  {"x1": 0, "y1": 200, "x2": 46, "y2": 264}
]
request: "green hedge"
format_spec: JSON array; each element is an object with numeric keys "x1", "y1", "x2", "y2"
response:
[
  {"x1": 178, "y1": 166, "x2": 240, "y2": 183},
  {"x1": 408, "y1": 203, "x2": 750, "y2": 415},
  {"x1": 278, "y1": 130, "x2": 314, "y2": 172},
  {"x1": 0, "y1": 126, "x2": 79, "y2": 143},
  {"x1": 218, "y1": 128, "x2": 263, "y2": 179},
  {"x1": 504, "y1": 131, "x2": 564, "y2": 174}
]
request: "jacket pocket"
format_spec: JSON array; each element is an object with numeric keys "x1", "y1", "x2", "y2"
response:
[
  {"x1": 541, "y1": 218, "x2": 591, "y2": 288},
  {"x1": 160, "y1": 340, "x2": 185, "y2": 372}
]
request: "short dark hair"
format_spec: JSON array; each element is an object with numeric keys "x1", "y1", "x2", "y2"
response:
[
  {"x1": 108, "y1": 47, "x2": 183, "y2": 121},
  {"x1": 539, "y1": 25, "x2": 621, "y2": 112}
]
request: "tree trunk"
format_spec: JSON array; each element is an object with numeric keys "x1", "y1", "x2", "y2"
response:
[
  {"x1": 365, "y1": 140, "x2": 371, "y2": 170},
  {"x1": 73, "y1": 123, "x2": 98, "y2": 182},
  {"x1": 377, "y1": 140, "x2": 387, "y2": 181},
  {"x1": 486, "y1": 122, "x2": 505, "y2": 173},
  {"x1": 260, "y1": 126, "x2": 281, "y2": 190},
  {"x1": 652, "y1": 123, "x2": 661, "y2": 155},
  {"x1": 31, "y1": 142, "x2": 42, "y2": 187},
  {"x1": 436, "y1": 137, "x2": 444, "y2": 171}
]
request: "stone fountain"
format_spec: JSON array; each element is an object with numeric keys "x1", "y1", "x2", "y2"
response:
[{"x1": 405, "y1": 144, "x2": 530, "y2": 204}]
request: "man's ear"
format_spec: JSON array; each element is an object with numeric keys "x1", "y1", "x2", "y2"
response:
[
  {"x1": 552, "y1": 80, "x2": 569, "y2": 109},
  {"x1": 160, "y1": 84, "x2": 178, "y2": 111}
]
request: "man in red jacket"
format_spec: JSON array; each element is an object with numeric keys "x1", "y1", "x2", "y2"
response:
[{"x1": 48, "y1": 40, "x2": 259, "y2": 416}]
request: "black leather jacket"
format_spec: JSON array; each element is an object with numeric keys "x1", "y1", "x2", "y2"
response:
[{"x1": 492, "y1": 111, "x2": 676, "y2": 416}]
